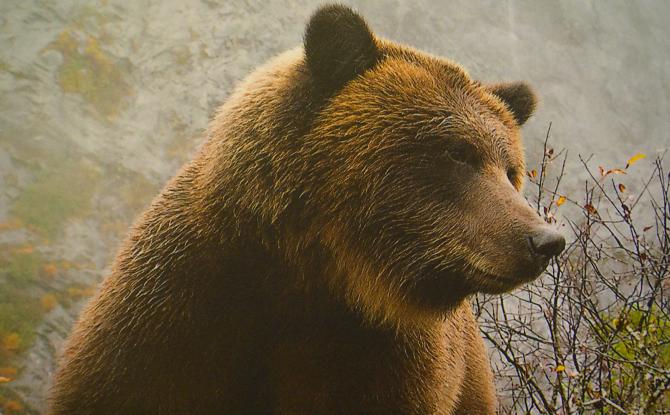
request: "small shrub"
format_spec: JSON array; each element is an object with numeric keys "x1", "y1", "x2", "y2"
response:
[{"x1": 476, "y1": 127, "x2": 670, "y2": 414}]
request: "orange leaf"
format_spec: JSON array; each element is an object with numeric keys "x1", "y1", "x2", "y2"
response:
[
  {"x1": 606, "y1": 168, "x2": 627, "y2": 176},
  {"x1": 626, "y1": 153, "x2": 646, "y2": 169},
  {"x1": 41, "y1": 294, "x2": 58, "y2": 312},
  {"x1": 598, "y1": 165, "x2": 606, "y2": 177},
  {"x1": 4, "y1": 400, "x2": 23, "y2": 412},
  {"x1": 584, "y1": 204, "x2": 599, "y2": 216},
  {"x1": 556, "y1": 196, "x2": 566, "y2": 207},
  {"x1": 567, "y1": 369, "x2": 580, "y2": 378},
  {"x1": 13, "y1": 245, "x2": 34, "y2": 254},
  {"x1": 0, "y1": 367, "x2": 17, "y2": 377},
  {"x1": 0, "y1": 219, "x2": 22, "y2": 231},
  {"x1": 618, "y1": 183, "x2": 626, "y2": 193},
  {"x1": 527, "y1": 169, "x2": 537, "y2": 179},
  {"x1": 0, "y1": 376, "x2": 12, "y2": 383},
  {"x1": 43, "y1": 263, "x2": 58, "y2": 278}
]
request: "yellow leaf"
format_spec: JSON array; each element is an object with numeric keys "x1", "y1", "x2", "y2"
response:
[
  {"x1": 59, "y1": 260, "x2": 75, "y2": 270},
  {"x1": 67, "y1": 286, "x2": 96, "y2": 299},
  {"x1": 556, "y1": 196, "x2": 566, "y2": 206},
  {"x1": 41, "y1": 294, "x2": 58, "y2": 312},
  {"x1": 555, "y1": 365, "x2": 565, "y2": 373},
  {"x1": 67, "y1": 287, "x2": 85, "y2": 298},
  {"x1": 626, "y1": 153, "x2": 646, "y2": 169},
  {"x1": 2, "y1": 333, "x2": 20, "y2": 352}
]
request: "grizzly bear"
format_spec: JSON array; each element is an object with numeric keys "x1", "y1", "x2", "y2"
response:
[{"x1": 49, "y1": 5, "x2": 565, "y2": 414}]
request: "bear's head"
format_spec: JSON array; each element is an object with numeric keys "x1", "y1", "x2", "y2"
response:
[
  {"x1": 282, "y1": 5, "x2": 566, "y2": 325},
  {"x1": 219, "y1": 5, "x2": 565, "y2": 326}
]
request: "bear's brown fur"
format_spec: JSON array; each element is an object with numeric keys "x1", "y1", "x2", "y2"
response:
[{"x1": 49, "y1": 5, "x2": 564, "y2": 414}]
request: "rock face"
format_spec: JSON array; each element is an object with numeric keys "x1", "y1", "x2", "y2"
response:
[{"x1": 0, "y1": 0, "x2": 668, "y2": 412}]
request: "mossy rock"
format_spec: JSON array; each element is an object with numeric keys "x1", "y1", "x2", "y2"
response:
[
  {"x1": 49, "y1": 30, "x2": 132, "y2": 119},
  {"x1": 11, "y1": 160, "x2": 102, "y2": 238}
]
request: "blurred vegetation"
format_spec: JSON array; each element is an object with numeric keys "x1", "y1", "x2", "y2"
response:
[
  {"x1": 0, "y1": 248, "x2": 44, "y2": 414},
  {"x1": 0, "y1": 250, "x2": 42, "y2": 356},
  {"x1": 49, "y1": 30, "x2": 132, "y2": 119},
  {"x1": 0, "y1": 3, "x2": 218, "y2": 414},
  {"x1": 0, "y1": 131, "x2": 159, "y2": 414},
  {"x1": 0, "y1": 243, "x2": 97, "y2": 414},
  {"x1": 12, "y1": 161, "x2": 102, "y2": 238}
]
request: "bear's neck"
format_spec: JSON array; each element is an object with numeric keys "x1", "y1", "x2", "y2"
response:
[{"x1": 117, "y1": 146, "x2": 456, "y2": 343}]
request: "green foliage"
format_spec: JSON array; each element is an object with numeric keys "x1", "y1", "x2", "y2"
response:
[
  {"x1": 597, "y1": 306, "x2": 670, "y2": 411},
  {"x1": 50, "y1": 30, "x2": 132, "y2": 119},
  {"x1": 12, "y1": 162, "x2": 102, "y2": 238},
  {"x1": 0, "y1": 292, "x2": 40, "y2": 357},
  {"x1": 1, "y1": 252, "x2": 41, "y2": 287},
  {"x1": 0, "y1": 251, "x2": 44, "y2": 359},
  {"x1": 119, "y1": 173, "x2": 160, "y2": 215},
  {"x1": 0, "y1": 382, "x2": 39, "y2": 414},
  {"x1": 608, "y1": 306, "x2": 670, "y2": 365}
]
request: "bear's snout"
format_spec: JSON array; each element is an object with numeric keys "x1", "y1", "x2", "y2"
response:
[{"x1": 528, "y1": 228, "x2": 566, "y2": 259}]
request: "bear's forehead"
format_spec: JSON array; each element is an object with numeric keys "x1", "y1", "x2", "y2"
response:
[
  {"x1": 374, "y1": 40, "x2": 516, "y2": 125},
  {"x1": 332, "y1": 40, "x2": 522, "y2": 153},
  {"x1": 377, "y1": 40, "x2": 472, "y2": 86}
]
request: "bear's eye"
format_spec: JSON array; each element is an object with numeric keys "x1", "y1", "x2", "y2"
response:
[{"x1": 446, "y1": 141, "x2": 479, "y2": 167}]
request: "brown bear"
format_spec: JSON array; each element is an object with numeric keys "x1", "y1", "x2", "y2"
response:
[{"x1": 49, "y1": 5, "x2": 565, "y2": 414}]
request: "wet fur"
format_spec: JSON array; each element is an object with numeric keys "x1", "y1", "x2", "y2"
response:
[{"x1": 49, "y1": 5, "x2": 542, "y2": 414}]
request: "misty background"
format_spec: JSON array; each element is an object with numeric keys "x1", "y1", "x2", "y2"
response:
[{"x1": 0, "y1": 0, "x2": 668, "y2": 412}]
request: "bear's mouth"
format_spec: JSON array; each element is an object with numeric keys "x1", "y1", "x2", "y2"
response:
[
  {"x1": 411, "y1": 257, "x2": 548, "y2": 303},
  {"x1": 482, "y1": 271, "x2": 540, "y2": 293},
  {"x1": 474, "y1": 258, "x2": 550, "y2": 294},
  {"x1": 405, "y1": 253, "x2": 552, "y2": 311}
]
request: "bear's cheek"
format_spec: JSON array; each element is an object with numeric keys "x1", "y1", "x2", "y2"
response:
[
  {"x1": 458, "y1": 180, "x2": 553, "y2": 283},
  {"x1": 418, "y1": 172, "x2": 548, "y2": 283}
]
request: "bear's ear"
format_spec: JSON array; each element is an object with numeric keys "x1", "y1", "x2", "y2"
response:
[
  {"x1": 488, "y1": 82, "x2": 538, "y2": 125},
  {"x1": 304, "y1": 4, "x2": 380, "y2": 92}
]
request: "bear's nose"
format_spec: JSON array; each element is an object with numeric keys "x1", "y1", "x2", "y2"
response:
[{"x1": 529, "y1": 229, "x2": 566, "y2": 258}]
